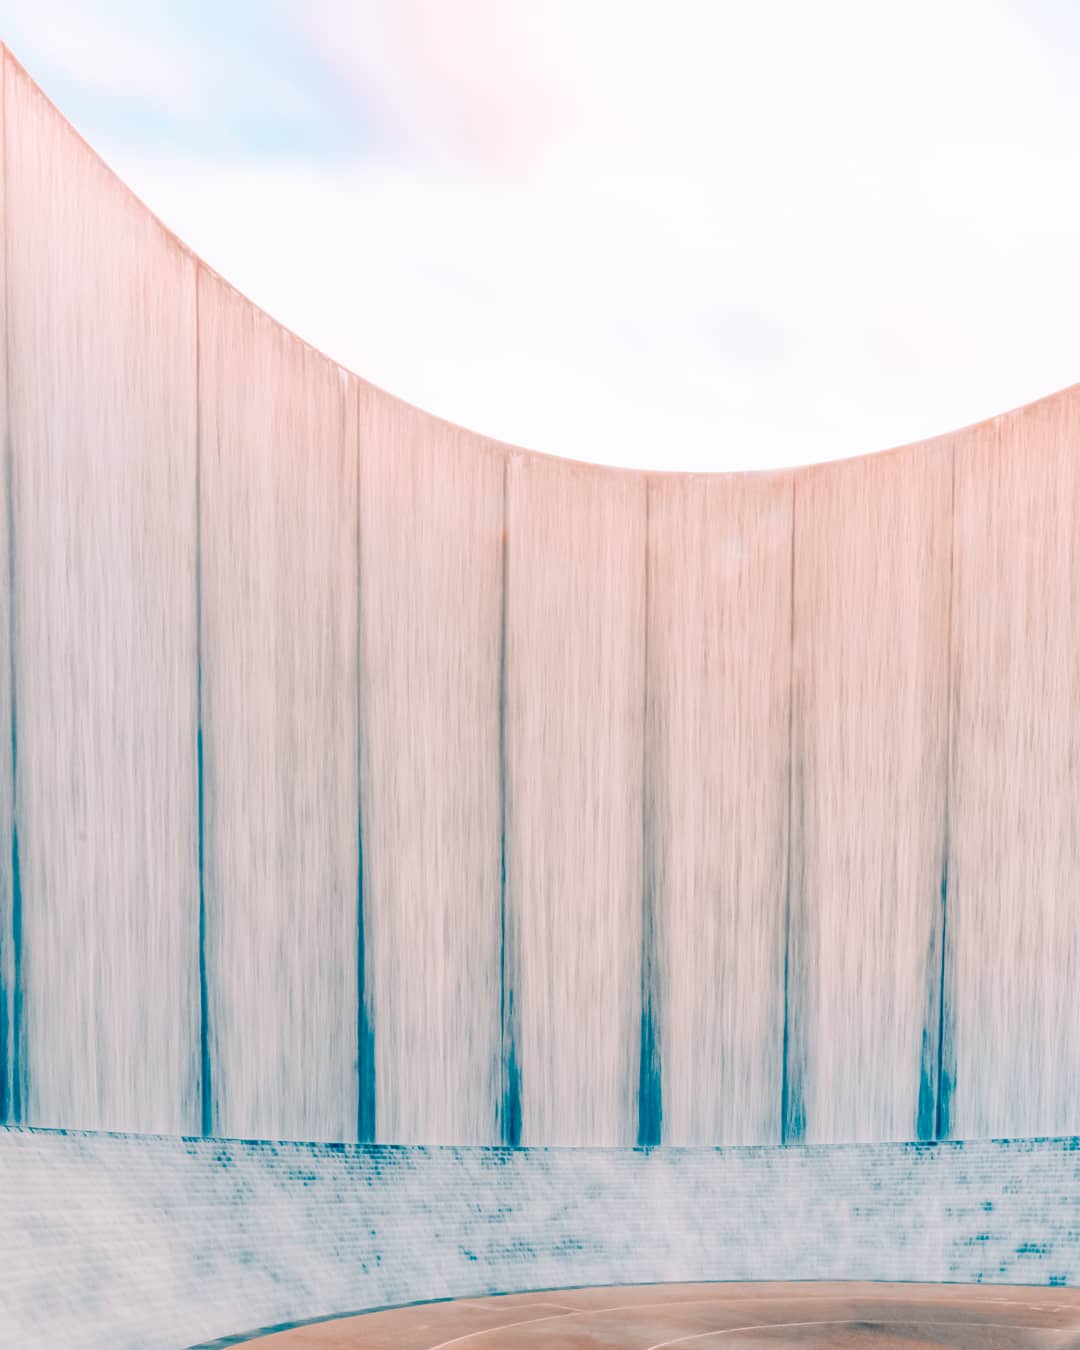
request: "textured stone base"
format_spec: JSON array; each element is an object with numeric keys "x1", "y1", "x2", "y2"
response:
[{"x1": 2, "y1": 1128, "x2": 1078, "y2": 1348}]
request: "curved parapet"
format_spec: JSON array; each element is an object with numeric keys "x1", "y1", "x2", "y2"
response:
[{"x1": 2, "y1": 44, "x2": 1080, "y2": 1150}]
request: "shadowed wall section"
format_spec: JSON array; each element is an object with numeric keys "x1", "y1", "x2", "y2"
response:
[
  {"x1": 357, "y1": 390, "x2": 503, "y2": 1146},
  {"x1": 198, "y1": 270, "x2": 359, "y2": 1143},
  {"x1": 3, "y1": 45, "x2": 1080, "y2": 1149},
  {"x1": 4, "y1": 51, "x2": 199, "y2": 1135}
]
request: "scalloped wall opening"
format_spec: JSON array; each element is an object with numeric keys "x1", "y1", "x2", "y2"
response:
[{"x1": 1, "y1": 44, "x2": 1079, "y2": 1150}]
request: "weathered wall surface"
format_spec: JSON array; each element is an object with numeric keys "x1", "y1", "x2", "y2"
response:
[
  {"x1": 2, "y1": 1126, "x2": 1079, "y2": 1350},
  {"x1": 504, "y1": 455, "x2": 646, "y2": 1147},
  {"x1": 3, "y1": 48, "x2": 200, "y2": 1135},
  {"x1": 2, "y1": 45, "x2": 1080, "y2": 1149},
  {"x1": 357, "y1": 390, "x2": 504, "y2": 1146},
  {"x1": 0, "y1": 53, "x2": 13, "y2": 1131},
  {"x1": 947, "y1": 388, "x2": 1080, "y2": 1141},
  {"x1": 787, "y1": 446, "x2": 952, "y2": 1145},
  {"x1": 646, "y1": 472, "x2": 792, "y2": 1147},
  {"x1": 198, "y1": 272, "x2": 360, "y2": 1144}
]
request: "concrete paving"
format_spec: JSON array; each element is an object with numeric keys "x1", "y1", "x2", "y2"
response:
[{"x1": 237, "y1": 1283, "x2": 1080, "y2": 1347}]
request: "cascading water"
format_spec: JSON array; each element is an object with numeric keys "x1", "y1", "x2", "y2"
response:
[{"x1": 3, "y1": 46, "x2": 1080, "y2": 1151}]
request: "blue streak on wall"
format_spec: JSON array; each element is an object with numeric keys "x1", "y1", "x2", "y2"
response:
[
  {"x1": 194, "y1": 272, "x2": 211, "y2": 1139},
  {"x1": 498, "y1": 455, "x2": 521, "y2": 1149},
  {"x1": 781, "y1": 487, "x2": 803, "y2": 1146},
  {"x1": 637, "y1": 481, "x2": 662, "y2": 1148},
  {"x1": 933, "y1": 445, "x2": 958, "y2": 1144}
]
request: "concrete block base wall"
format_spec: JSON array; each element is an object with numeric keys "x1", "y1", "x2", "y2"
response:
[{"x1": 1, "y1": 1127, "x2": 1078, "y2": 1349}]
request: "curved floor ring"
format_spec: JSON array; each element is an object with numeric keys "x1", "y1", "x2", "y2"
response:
[{"x1": 204, "y1": 1283, "x2": 1080, "y2": 1347}]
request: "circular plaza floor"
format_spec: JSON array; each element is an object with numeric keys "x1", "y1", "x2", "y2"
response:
[{"x1": 231, "y1": 1282, "x2": 1080, "y2": 1347}]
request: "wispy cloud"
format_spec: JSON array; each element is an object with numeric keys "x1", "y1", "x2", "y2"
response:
[
  {"x1": 2, "y1": 1, "x2": 359, "y2": 154},
  {"x1": 4, "y1": 2, "x2": 1080, "y2": 469}
]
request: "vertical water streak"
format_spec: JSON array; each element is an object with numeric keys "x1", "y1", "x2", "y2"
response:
[
  {"x1": 199, "y1": 272, "x2": 359, "y2": 1142},
  {"x1": 921, "y1": 443, "x2": 958, "y2": 1143},
  {"x1": 504, "y1": 456, "x2": 646, "y2": 1146},
  {"x1": 356, "y1": 822, "x2": 375, "y2": 1142},
  {"x1": 499, "y1": 454, "x2": 521, "y2": 1147},
  {"x1": 355, "y1": 389, "x2": 375, "y2": 1144},
  {"x1": 196, "y1": 726, "x2": 211, "y2": 1136},
  {"x1": 782, "y1": 476, "x2": 803, "y2": 1145},
  {"x1": 947, "y1": 389, "x2": 1080, "y2": 1139},
  {"x1": 788, "y1": 444, "x2": 952, "y2": 1144},
  {"x1": 0, "y1": 44, "x2": 13, "y2": 1123},
  {"x1": 6, "y1": 55, "x2": 200, "y2": 1133},
  {"x1": 933, "y1": 443, "x2": 959, "y2": 1143},
  {"x1": 651, "y1": 472, "x2": 792, "y2": 1146},
  {"x1": 929, "y1": 859, "x2": 950, "y2": 1141},
  {"x1": 193, "y1": 267, "x2": 212, "y2": 1138},
  {"x1": 637, "y1": 479, "x2": 661, "y2": 1148},
  {"x1": 357, "y1": 391, "x2": 503, "y2": 1145}
]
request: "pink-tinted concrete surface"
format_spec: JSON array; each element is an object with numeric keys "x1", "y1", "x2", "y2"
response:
[
  {"x1": 235, "y1": 1283, "x2": 1080, "y2": 1347},
  {"x1": 7, "y1": 38, "x2": 1080, "y2": 1155}
]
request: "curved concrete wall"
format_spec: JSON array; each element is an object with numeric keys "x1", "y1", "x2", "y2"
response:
[
  {"x1": 2, "y1": 1126, "x2": 1079, "y2": 1349},
  {"x1": 2, "y1": 46, "x2": 1080, "y2": 1148}
]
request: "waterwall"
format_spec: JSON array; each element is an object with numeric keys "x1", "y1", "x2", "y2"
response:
[
  {"x1": 2, "y1": 1127, "x2": 1079, "y2": 1349},
  {"x1": 2, "y1": 46, "x2": 1080, "y2": 1149}
]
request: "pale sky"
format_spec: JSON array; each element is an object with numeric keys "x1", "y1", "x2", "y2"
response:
[{"x1": 3, "y1": 1, "x2": 1079, "y2": 470}]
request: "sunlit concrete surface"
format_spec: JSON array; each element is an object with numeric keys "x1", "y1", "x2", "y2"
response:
[{"x1": 211, "y1": 1284, "x2": 1080, "y2": 1348}]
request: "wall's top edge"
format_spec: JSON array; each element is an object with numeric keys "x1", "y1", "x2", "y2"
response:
[
  {"x1": 4, "y1": 1123, "x2": 1079, "y2": 1159},
  {"x1": 4, "y1": 42, "x2": 1078, "y2": 483}
]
